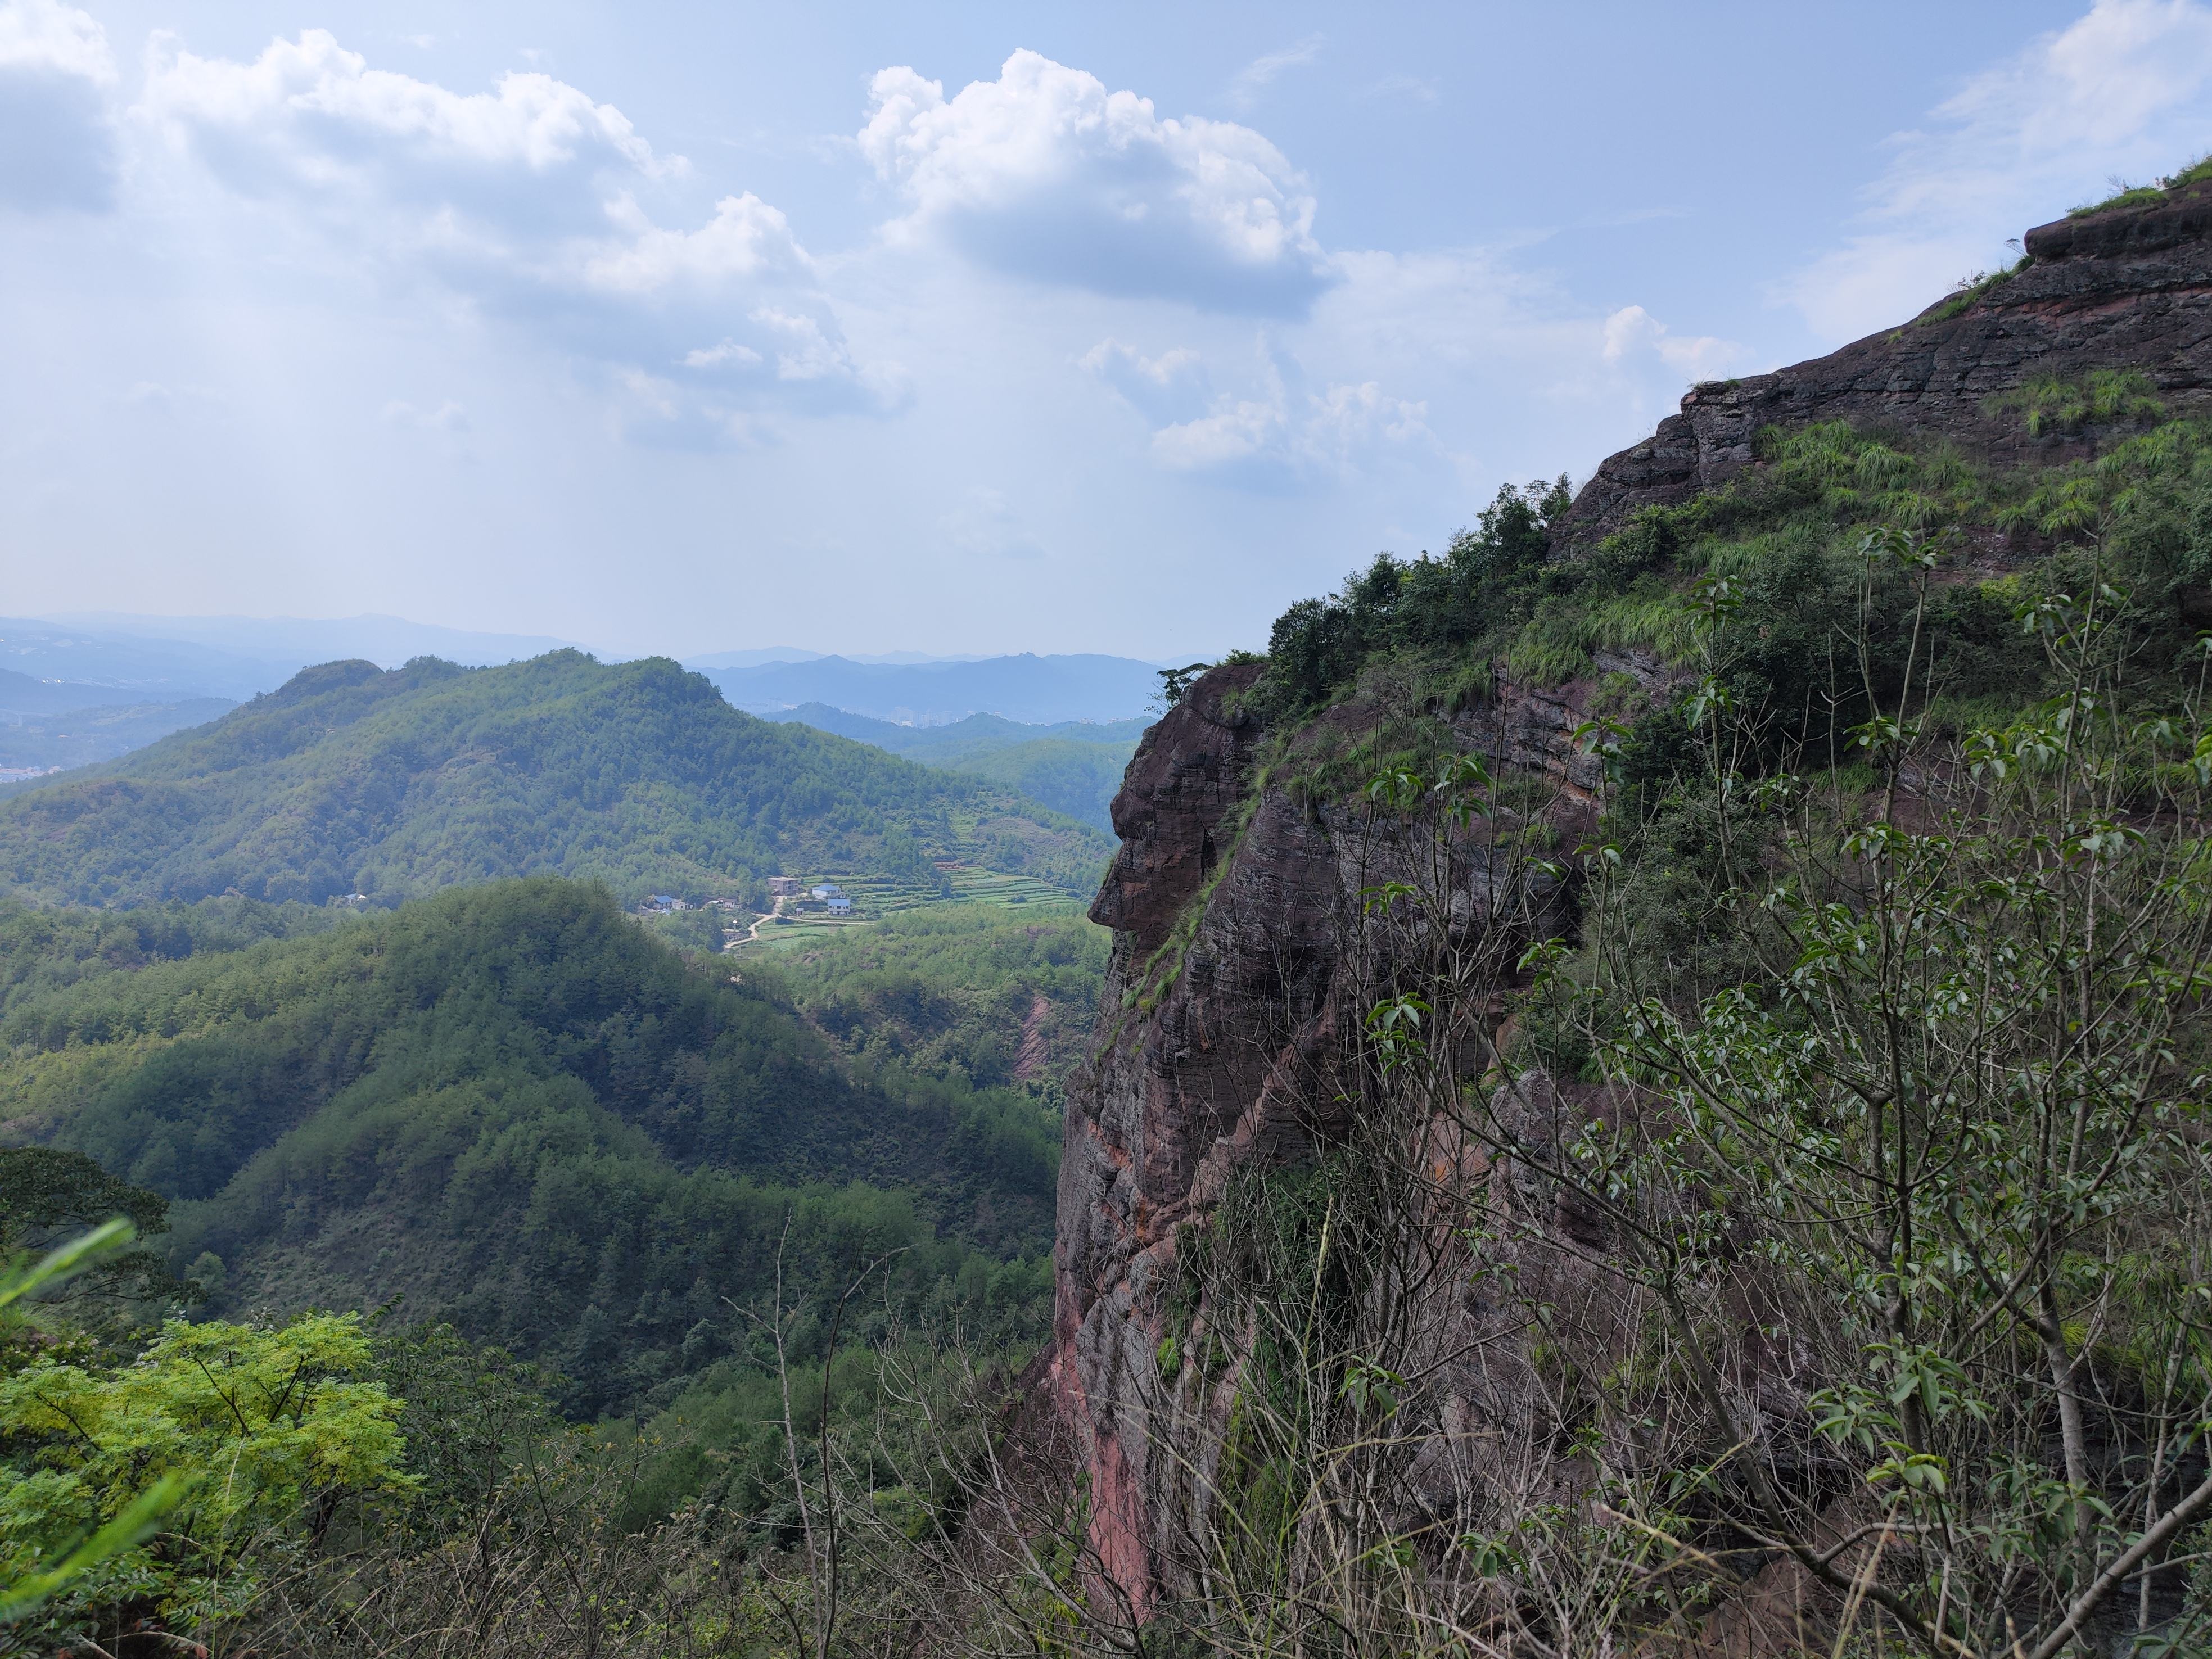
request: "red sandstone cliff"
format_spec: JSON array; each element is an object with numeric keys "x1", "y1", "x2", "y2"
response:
[{"x1": 1047, "y1": 182, "x2": 2212, "y2": 1608}]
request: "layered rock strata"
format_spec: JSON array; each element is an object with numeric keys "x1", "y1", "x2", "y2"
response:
[{"x1": 1556, "y1": 183, "x2": 2212, "y2": 549}]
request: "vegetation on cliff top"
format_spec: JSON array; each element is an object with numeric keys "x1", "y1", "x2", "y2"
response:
[{"x1": 1249, "y1": 373, "x2": 2210, "y2": 768}]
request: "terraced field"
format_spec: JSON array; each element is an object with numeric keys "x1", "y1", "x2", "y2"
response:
[{"x1": 734, "y1": 862, "x2": 1087, "y2": 952}]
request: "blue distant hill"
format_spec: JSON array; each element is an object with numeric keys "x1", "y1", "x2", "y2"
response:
[{"x1": 693, "y1": 652, "x2": 1162, "y2": 726}]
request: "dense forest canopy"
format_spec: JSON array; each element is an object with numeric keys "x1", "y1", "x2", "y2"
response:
[
  {"x1": 746, "y1": 902, "x2": 1110, "y2": 1099},
  {"x1": 0, "y1": 880, "x2": 1079, "y2": 1417},
  {"x1": 0, "y1": 651, "x2": 1109, "y2": 910}
]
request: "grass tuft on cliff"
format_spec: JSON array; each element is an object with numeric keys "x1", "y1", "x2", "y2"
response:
[{"x1": 1243, "y1": 386, "x2": 2212, "y2": 770}]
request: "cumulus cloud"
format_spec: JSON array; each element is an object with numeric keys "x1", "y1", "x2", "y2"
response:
[
  {"x1": 138, "y1": 28, "x2": 884, "y2": 428},
  {"x1": 1152, "y1": 377, "x2": 1429, "y2": 480},
  {"x1": 0, "y1": 0, "x2": 119, "y2": 211},
  {"x1": 1785, "y1": 0, "x2": 2212, "y2": 342},
  {"x1": 1085, "y1": 334, "x2": 1429, "y2": 482},
  {"x1": 860, "y1": 49, "x2": 1332, "y2": 315},
  {"x1": 1601, "y1": 304, "x2": 1744, "y2": 383},
  {"x1": 1078, "y1": 340, "x2": 1210, "y2": 424}
]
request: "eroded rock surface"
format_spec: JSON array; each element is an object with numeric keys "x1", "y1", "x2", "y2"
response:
[
  {"x1": 1556, "y1": 185, "x2": 2212, "y2": 549},
  {"x1": 1050, "y1": 663, "x2": 1612, "y2": 1596}
]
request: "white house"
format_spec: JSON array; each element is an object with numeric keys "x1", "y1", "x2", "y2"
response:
[
  {"x1": 810, "y1": 883, "x2": 842, "y2": 902},
  {"x1": 825, "y1": 894, "x2": 853, "y2": 916}
]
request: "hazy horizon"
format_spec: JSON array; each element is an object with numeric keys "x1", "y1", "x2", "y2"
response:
[{"x1": 20, "y1": 608, "x2": 1170, "y2": 672}]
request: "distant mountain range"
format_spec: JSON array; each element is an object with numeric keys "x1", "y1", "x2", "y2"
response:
[
  {"x1": 694, "y1": 653, "x2": 1163, "y2": 726},
  {"x1": 686, "y1": 646, "x2": 996, "y2": 668},
  {"x1": 0, "y1": 615, "x2": 1169, "y2": 788}
]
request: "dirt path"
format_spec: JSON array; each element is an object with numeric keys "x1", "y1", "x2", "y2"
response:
[{"x1": 736, "y1": 896, "x2": 788, "y2": 945}]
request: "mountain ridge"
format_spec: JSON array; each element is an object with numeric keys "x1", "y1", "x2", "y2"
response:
[{"x1": 0, "y1": 650, "x2": 1108, "y2": 909}]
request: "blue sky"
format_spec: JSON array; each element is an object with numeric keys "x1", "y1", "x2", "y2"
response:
[{"x1": 6, "y1": 0, "x2": 2211, "y2": 660}]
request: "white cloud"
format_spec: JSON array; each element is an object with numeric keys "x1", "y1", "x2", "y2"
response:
[
  {"x1": 0, "y1": 0, "x2": 110, "y2": 82},
  {"x1": 750, "y1": 306, "x2": 848, "y2": 381},
  {"x1": 1227, "y1": 35, "x2": 1322, "y2": 111},
  {"x1": 0, "y1": 0, "x2": 118, "y2": 211},
  {"x1": 1085, "y1": 333, "x2": 1430, "y2": 481},
  {"x1": 141, "y1": 29, "x2": 667, "y2": 193},
  {"x1": 1079, "y1": 340, "x2": 1210, "y2": 424},
  {"x1": 1146, "y1": 383, "x2": 1429, "y2": 478},
  {"x1": 860, "y1": 49, "x2": 1331, "y2": 314},
  {"x1": 583, "y1": 192, "x2": 811, "y2": 292},
  {"x1": 1601, "y1": 304, "x2": 1744, "y2": 383},
  {"x1": 138, "y1": 29, "x2": 884, "y2": 427},
  {"x1": 683, "y1": 338, "x2": 762, "y2": 370},
  {"x1": 1785, "y1": 0, "x2": 2212, "y2": 342}
]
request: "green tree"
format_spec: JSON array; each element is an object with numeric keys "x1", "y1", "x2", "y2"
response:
[{"x1": 0, "y1": 1312, "x2": 411, "y2": 1640}]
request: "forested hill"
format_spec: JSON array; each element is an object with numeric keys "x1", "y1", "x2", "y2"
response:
[
  {"x1": 0, "y1": 879, "x2": 1069, "y2": 1414},
  {"x1": 0, "y1": 651, "x2": 1108, "y2": 908}
]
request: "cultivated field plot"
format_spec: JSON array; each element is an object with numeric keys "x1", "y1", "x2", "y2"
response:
[{"x1": 736, "y1": 864, "x2": 1086, "y2": 951}]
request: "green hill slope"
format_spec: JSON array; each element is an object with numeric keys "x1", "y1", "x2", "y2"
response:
[
  {"x1": 0, "y1": 879, "x2": 1066, "y2": 1414},
  {"x1": 941, "y1": 737, "x2": 1135, "y2": 830},
  {"x1": 769, "y1": 702, "x2": 1143, "y2": 829},
  {"x1": 0, "y1": 652, "x2": 1109, "y2": 908}
]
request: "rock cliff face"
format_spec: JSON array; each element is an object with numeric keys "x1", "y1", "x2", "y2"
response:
[
  {"x1": 1048, "y1": 663, "x2": 1334, "y2": 1597},
  {"x1": 1046, "y1": 664, "x2": 1612, "y2": 1595},
  {"x1": 1048, "y1": 184, "x2": 2212, "y2": 1607},
  {"x1": 1556, "y1": 183, "x2": 2212, "y2": 549}
]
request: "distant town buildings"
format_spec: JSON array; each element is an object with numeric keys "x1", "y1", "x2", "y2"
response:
[
  {"x1": 825, "y1": 894, "x2": 853, "y2": 915},
  {"x1": 810, "y1": 882, "x2": 841, "y2": 902}
]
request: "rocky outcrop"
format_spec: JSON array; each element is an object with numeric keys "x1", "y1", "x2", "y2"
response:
[
  {"x1": 1555, "y1": 183, "x2": 2212, "y2": 549},
  {"x1": 1049, "y1": 183, "x2": 2212, "y2": 1620},
  {"x1": 1049, "y1": 663, "x2": 1342, "y2": 1599},
  {"x1": 1048, "y1": 664, "x2": 1619, "y2": 1597}
]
